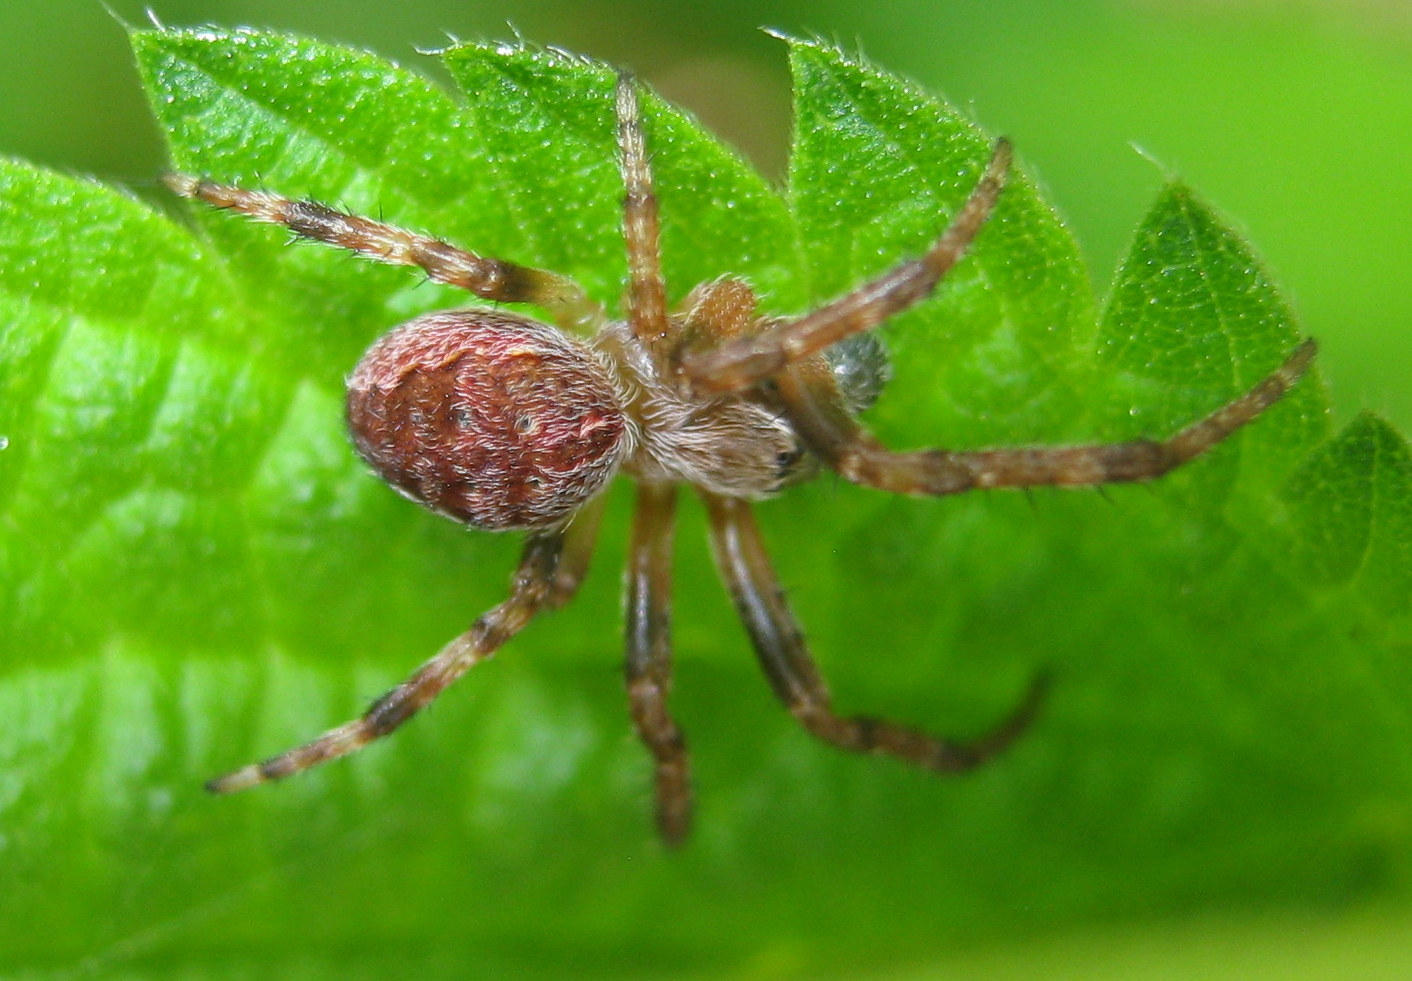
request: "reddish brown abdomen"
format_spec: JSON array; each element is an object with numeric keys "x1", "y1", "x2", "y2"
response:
[{"x1": 346, "y1": 309, "x2": 628, "y2": 530}]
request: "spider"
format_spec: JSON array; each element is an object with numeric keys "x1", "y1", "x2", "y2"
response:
[{"x1": 166, "y1": 72, "x2": 1315, "y2": 845}]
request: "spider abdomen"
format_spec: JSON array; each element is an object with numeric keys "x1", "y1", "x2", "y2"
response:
[{"x1": 347, "y1": 309, "x2": 630, "y2": 531}]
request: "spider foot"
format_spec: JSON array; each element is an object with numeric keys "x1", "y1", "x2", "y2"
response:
[
  {"x1": 793, "y1": 668, "x2": 1051, "y2": 774},
  {"x1": 204, "y1": 716, "x2": 375, "y2": 793}
]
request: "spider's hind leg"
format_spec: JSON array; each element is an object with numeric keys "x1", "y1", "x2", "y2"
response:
[
  {"x1": 205, "y1": 501, "x2": 604, "y2": 793},
  {"x1": 164, "y1": 175, "x2": 601, "y2": 332}
]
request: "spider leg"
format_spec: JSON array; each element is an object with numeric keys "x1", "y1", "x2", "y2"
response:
[
  {"x1": 206, "y1": 499, "x2": 605, "y2": 793},
  {"x1": 774, "y1": 339, "x2": 1316, "y2": 496},
  {"x1": 614, "y1": 72, "x2": 673, "y2": 361},
  {"x1": 163, "y1": 174, "x2": 602, "y2": 333},
  {"x1": 700, "y1": 491, "x2": 1046, "y2": 773},
  {"x1": 682, "y1": 139, "x2": 1012, "y2": 394},
  {"x1": 625, "y1": 482, "x2": 692, "y2": 845}
]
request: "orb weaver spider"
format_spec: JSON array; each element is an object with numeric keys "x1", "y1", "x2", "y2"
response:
[{"x1": 166, "y1": 72, "x2": 1315, "y2": 845}]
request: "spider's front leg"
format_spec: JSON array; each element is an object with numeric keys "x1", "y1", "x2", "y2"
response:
[
  {"x1": 163, "y1": 174, "x2": 602, "y2": 333},
  {"x1": 206, "y1": 502, "x2": 604, "y2": 792},
  {"x1": 772, "y1": 340, "x2": 1316, "y2": 496},
  {"x1": 700, "y1": 491, "x2": 1047, "y2": 775}
]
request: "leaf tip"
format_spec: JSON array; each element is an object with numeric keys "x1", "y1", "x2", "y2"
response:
[
  {"x1": 98, "y1": 0, "x2": 140, "y2": 35},
  {"x1": 1128, "y1": 141, "x2": 1181, "y2": 184}
]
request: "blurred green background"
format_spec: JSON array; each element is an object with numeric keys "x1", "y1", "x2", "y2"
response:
[
  {"x1": 4, "y1": 0, "x2": 1409, "y2": 432},
  {"x1": 4, "y1": 1, "x2": 1411, "y2": 977}
]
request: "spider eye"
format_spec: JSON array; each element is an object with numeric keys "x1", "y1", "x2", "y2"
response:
[
  {"x1": 775, "y1": 445, "x2": 806, "y2": 478},
  {"x1": 346, "y1": 309, "x2": 629, "y2": 530}
]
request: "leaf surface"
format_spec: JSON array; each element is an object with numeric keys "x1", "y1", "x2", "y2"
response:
[{"x1": 0, "y1": 26, "x2": 1407, "y2": 979}]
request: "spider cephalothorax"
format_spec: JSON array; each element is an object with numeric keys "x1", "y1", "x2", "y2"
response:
[{"x1": 167, "y1": 72, "x2": 1314, "y2": 845}]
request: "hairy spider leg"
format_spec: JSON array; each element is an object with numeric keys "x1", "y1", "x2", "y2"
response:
[
  {"x1": 162, "y1": 174, "x2": 603, "y2": 333},
  {"x1": 682, "y1": 139, "x2": 1013, "y2": 394},
  {"x1": 206, "y1": 500, "x2": 606, "y2": 793},
  {"x1": 773, "y1": 339, "x2": 1316, "y2": 496},
  {"x1": 615, "y1": 75, "x2": 694, "y2": 843},
  {"x1": 615, "y1": 72, "x2": 673, "y2": 361},
  {"x1": 701, "y1": 492, "x2": 1048, "y2": 772},
  {"x1": 625, "y1": 482, "x2": 693, "y2": 846}
]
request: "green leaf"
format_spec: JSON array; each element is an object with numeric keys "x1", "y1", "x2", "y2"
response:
[
  {"x1": 438, "y1": 41, "x2": 803, "y2": 309},
  {"x1": 2, "y1": 24, "x2": 1409, "y2": 979},
  {"x1": 1099, "y1": 181, "x2": 1330, "y2": 496},
  {"x1": 786, "y1": 39, "x2": 1098, "y2": 447},
  {"x1": 1282, "y1": 412, "x2": 1412, "y2": 613}
]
